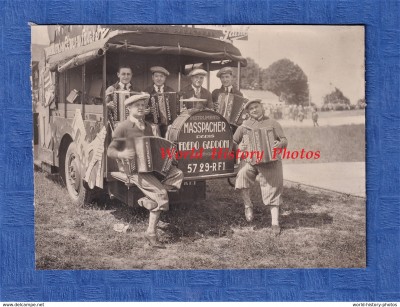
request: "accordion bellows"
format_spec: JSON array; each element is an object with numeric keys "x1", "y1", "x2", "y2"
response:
[
  {"x1": 217, "y1": 93, "x2": 248, "y2": 126},
  {"x1": 246, "y1": 128, "x2": 278, "y2": 165},
  {"x1": 109, "y1": 90, "x2": 134, "y2": 127},
  {"x1": 117, "y1": 136, "x2": 175, "y2": 178},
  {"x1": 150, "y1": 92, "x2": 178, "y2": 125}
]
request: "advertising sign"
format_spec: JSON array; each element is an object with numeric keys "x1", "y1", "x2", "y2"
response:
[{"x1": 167, "y1": 110, "x2": 235, "y2": 177}]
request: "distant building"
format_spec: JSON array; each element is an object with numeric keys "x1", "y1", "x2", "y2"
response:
[
  {"x1": 241, "y1": 90, "x2": 283, "y2": 118},
  {"x1": 241, "y1": 89, "x2": 281, "y2": 107}
]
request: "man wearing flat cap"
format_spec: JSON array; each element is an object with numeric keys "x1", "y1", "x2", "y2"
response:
[
  {"x1": 144, "y1": 66, "x2": 175, "y2": 94},
  {"x1": 180, "y1": 68, "x2": 213, "y2": 110},
  {"x1": 144, "y1": 66, "x2": 175, "y2": 136},
  {"x1": 234, "y1": 99, "x2": 288, "y2": 236},
  {"x1": 107, "y1": 93, "x2": 183, "y2": 248},
  {"x1": 212, "y1": 67, "x2": 243, "y2": 108},
  {"x1": 143, "y1": 66, "x2": 175, "y2": 136}
]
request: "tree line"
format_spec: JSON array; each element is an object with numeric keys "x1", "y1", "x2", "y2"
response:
[
  {"x1": 238, "y1": 57, "x2": 364, "y2": 109},
  {"x1": 239, "y1": 57, "x2": 309, "y2": 106}
]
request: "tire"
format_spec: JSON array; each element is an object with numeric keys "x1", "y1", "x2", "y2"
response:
[
  {"x1": 228, "y1": 177, "x2": 236, "y2": 187},
  {"x1": 64, "y1": 142, "x2": 94, "y2": 206}
]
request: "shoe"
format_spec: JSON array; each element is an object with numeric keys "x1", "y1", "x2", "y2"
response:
[
  {"x1": 245, "y1": 207, "x2": 254, "y2": 222},
  {"x1": 138, "y1": 197, "x2": 158, "y2": 210},
  {"x1": 271, "y1": 225, "x2": 281, "y2": 236},
  {"x1": 157, "y1": 220, "x2": 170, "y2": 229},
  {"x1": 144, "y1": 233, "x2": 166, "y2": 249}
]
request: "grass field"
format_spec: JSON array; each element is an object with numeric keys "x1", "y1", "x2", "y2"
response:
[
  {"x1": 35, "y1": 170, "x2": 365, "y2": 270},
  {"x1": 35, "y1": 118, "x2": 365, "y2": 269},
  {"x1": 283, "y1": 124, "x2": 365, "y2": 163}
]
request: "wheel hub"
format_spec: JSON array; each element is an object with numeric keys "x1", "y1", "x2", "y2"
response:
[{"x1": 68, "y1": 155, "x2": 81, "y2": 192}]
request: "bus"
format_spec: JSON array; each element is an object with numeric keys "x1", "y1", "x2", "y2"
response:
[{"x1": 33, "y1": 25, "x2": 247, "y2": 207}]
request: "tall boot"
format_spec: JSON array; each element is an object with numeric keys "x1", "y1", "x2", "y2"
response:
[
  {"x1": 270, "y1": 206, "x2": 281, "y2": 236},
  {"x1": 144, "y1": 211, "x2": 165, "y2": 248},
  {"x1": 241, "y1": 189, "x2": 254, "y2": 222}
]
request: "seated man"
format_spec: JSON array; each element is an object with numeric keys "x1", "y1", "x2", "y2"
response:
[
  {"x1": 180, "y1": 69, "x2": 213, "y2": 110},
  {"x1": 107, "y1": 93, "x2": 184, "y2": 248},
  {"x1": 212, "y1": 67, "x2": 246, "y2": 134},
  {"x1": 212, "y1": 66, "x2": 243, "y2": 111},
  {"x1": 144, "y1": 66, "x2": 175, "y2": 94},
  {"x1": 105, "y1": 65, "x2": 140, "y2": 126},
  {"x1": 144, "y1": 66, "x2": 175, "y2": 136},
  {"x1": 234, "y1": 99, "x2": 288, "y2": 236}
]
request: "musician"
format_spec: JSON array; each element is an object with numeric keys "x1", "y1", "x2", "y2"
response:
[
  {"x1": 234, "y1": 99, "x2": 288, "y2": 236},
  {"x1": 212, "y1": 67, "x2": 245, "y2": 133},
  {"x1": 107, "y1": 93, "x2": 184, "y2": 248},
  {"x1": 180, "y1": 69, "x2": 213, "y2": 110},
  {"x1": 144, "y1": 66, "x2": 175, "y2": 94},
  {"x1": 212, "y1": 67, "x2": 243, "y2": 109},
  {"x1": 144, "y1": 66, "x2": 175, "y2": 136},
  {"x1": 105, "y1": 65, "x2": 140, "y2": 112}
]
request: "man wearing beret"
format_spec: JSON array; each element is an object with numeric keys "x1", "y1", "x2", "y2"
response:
[
  {"x1": 212, "y1": 67, "x2": 243, "y2": 107},
  {"x1": 234, "y1": 99, "x2": 288, "y2": 236},
  {"x1": 180, "y1": 69, "x2": 213, "y2": 110},
  {"x1": 107, "y1": 93, "x2": 184, "y2": 248}
]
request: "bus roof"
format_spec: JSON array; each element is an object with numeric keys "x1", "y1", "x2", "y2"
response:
[{"x1": 45, "y1": 26, "x2": 247, "y2": 71}]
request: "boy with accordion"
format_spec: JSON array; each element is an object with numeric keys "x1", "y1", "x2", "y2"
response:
[
  {"x1": 107, "y1": 93, "x2": 184, "y2": 248},
  {"x1": 234, "y1": 99, "x2": 288, "y2": 236}
]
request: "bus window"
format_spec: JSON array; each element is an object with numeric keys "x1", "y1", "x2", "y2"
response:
[
  {"x1": 85, "y1": 58, "x2": 103, "y2": 105},
  {"x1": 65, "y1": 65, "x2": 82, "y2": 104}
]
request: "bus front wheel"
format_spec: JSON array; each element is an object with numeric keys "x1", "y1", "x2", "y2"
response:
[{"x1": 64, "y1": 142, "x2": 93, "y2": 206}]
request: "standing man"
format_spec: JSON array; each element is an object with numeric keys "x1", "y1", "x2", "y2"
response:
[
  {"x1": 212, "y1": 67, "x2": 243, "y2": 110},
  {"x1": 312, "y1": 107, "x2": 319, "y2": 127},
  {"x1": 107, "y1": 93, "x2": 184, "y2": 248},
  {"x1": 180, "y1": 69, "x2": 213, "y2": 110},
  {"x1": 105, "y1": 65, "x2": 140, "y2": 126},
  {"x1": 234, "y1": 99, "x2": 288, "y2": 236}
]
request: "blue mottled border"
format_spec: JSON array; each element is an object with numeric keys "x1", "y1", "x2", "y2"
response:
[{"x1": 0, "y1": 0, "x2": 399, "y2": 302}]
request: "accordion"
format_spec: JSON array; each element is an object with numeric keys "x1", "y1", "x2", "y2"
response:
[
  {"x1": 217, "y1": 93, "x2": 248, "y2": 126},
  {"x1": 245, "y1": 128, "x2": 278, "y2": 165},
  {"x1": 117, "y1": 136, "x2": 176, "y2": 178},
  {"x1": 109, "y1": 90, "x2": 139, "y2": 127},
  {"x1": 149, "y1": 92, "x2": 178, "y2": 126}
]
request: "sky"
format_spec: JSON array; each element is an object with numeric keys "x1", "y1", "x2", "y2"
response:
[
  {"x1": 32, "y1": 25, "x2": 365, "y2": 105},
  {"x1": 233, "y1": 25, "x2": 365, "y2": 105},
  {"x1": 32, "y1": 26, "x2": 50, "y2": 45}
]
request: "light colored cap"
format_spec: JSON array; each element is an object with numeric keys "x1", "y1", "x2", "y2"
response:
[
  {"x1": 217, "y1": 67, "x2": 233, "y2": 78},
  {"x1": 124, "y1": 93, "x2": 150, "y2": 107},
  {"x1": 150, "y1": 66, "x2": 170, "y2": 76},
  {"x1": 244, "y1": 98, "x2": 262, "y2": 110},
  {"x1": 188, "y1": 68, "x2": 207, "y2": 77}
]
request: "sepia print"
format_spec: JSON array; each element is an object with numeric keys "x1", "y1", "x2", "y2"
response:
[{"x1": 32, "y1": 25, "x2": 365, "y2": 269}]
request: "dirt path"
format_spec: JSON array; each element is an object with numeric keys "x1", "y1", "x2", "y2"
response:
[
  {"x1": 279, "y1": 115, "x2": 365, "y2": 128},
  {"x1": 283, "y1": 162, "x2": 365, "y2": 198}
]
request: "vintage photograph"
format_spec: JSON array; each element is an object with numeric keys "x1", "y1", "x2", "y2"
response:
[{"x1": 32, "y1": 25, "x2": 365, "y2": 269}]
